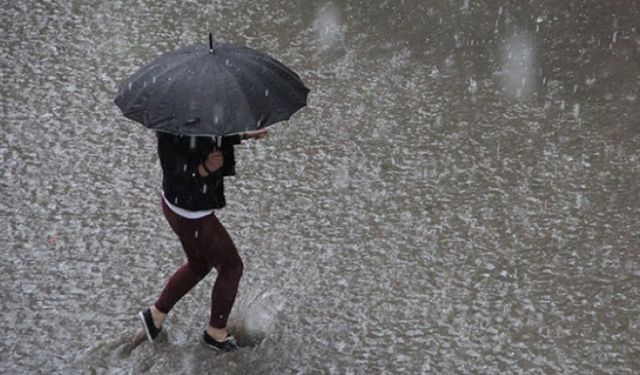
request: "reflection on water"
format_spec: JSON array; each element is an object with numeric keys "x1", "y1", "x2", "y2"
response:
[{"x1": 1, "y1": 0, "x2": 639, "y2": 373}]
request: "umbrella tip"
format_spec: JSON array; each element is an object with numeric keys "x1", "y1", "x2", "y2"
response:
[{"x1": 209, "y1": 33, "x2": 214, "y2": 54}]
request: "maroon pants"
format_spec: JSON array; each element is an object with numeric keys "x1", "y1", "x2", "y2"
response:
[{"x1": 155, "y1": 199, "x2": 243, "y2": 328}]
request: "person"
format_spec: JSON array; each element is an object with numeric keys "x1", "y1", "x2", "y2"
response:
[{"x1": 138, "y1": 127, "x2": 269, "y2": 352}]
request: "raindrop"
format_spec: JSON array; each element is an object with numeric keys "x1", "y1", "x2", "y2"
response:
[
  {"x1": 500, "y1": 34, "x2": 537, "y2": 99},
  {"x1": 257, "y1": 114, "x2": 266, "y2": 128},
  {"x1": 612, "y1": 31, "x2": 618, "y2": 43},
  {"x1": 468, "y1": 78, "x2": 478, "y2": 94},
  {"x1": 203, "y1": 184, "x2": 208, "y2": 194},
  {"x1": 536, "y1": 16, "x2": 544, "y2": 23},
  {"x1": 195, "y1": 231, "x2": 199, "y2": 239},
  {"x1": 454, "y1": 34, "x2": 462, "y2": 48},
  {"x1": 143, "y1": 81, "x2": 147, "y2": 88},
  {"x1": 314, "y1": 3, "x2": 342, "y2": 49},
  {"x1": 265, "y1": 89, "x2": 269, "y2": 97},
  {"x1": 573, "y1": 103, "x2": 580, "y2": 119},
  {"x1": 445, "y1": 55, "x2": 454, "y2": 66},
  {"x1": 128, "y1": 82, "x2": 132, "y2": 90},
  {"x1": 214, "y1": 116, "x2": 219, "y2": 124},
  {"x1": 225, "y1": 59, "x2": 230, "y2": 67},
  {"x1": 186, "y1": 118, "x2": 201, "y2": 125},
  {"x1": 189, "y1": 136, "x2": 196, "y2": 149},
  {"x1": 152, "y1": 76, "x2": 157, "y2": 83},
  {"x1": 560, "y1": 100, "x2": 566, "y2": 111},
  {"x1": 183, "y1": 164, "x2": 188, "y2": 172},
  {"x1": 576, "y1": 194, "x2": 582, "y2": 209}
]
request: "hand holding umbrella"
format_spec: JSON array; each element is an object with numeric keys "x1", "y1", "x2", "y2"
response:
[
  {"x1": 197, "y1": 149, "x2": 224, "y2": 177},
  {"x1": 244, "y1": 128, "x2": 270, "y2": 140}
]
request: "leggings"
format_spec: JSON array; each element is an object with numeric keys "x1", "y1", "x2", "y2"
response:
[{"x1": 155, "y1": 199, "x2": 243, "y2": 328}]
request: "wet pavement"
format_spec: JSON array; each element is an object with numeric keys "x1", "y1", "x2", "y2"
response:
[{"x1": 1, "y1": 0, "x2": 639, "y2": 373}]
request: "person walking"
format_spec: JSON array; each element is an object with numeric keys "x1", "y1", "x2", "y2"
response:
[
  {"x1": 138, "y1": 128, "x2": 268, "y2": 352},
  {"x1": 114, "y1": 37, "x2": 307, "y2": 353}
]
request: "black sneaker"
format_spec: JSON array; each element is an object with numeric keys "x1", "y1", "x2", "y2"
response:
[
  {"x1": 203, "y1": 331, "x2": 239, "y2": 352},
  {"x1": 139, "y1": 308, "x2": 162, "y2": 342}
]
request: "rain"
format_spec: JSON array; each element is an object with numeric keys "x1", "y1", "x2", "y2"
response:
[{"x1": 1, "y1": 1, "x2": 639, "y2": 374}]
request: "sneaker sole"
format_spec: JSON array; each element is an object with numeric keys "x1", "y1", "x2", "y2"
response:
[
  {"x1": 202, "y1": 340, "x2": 222, "y2": 352},
  {"x1": 139, "y1": 311, "x2": 155, "y2": 343}
]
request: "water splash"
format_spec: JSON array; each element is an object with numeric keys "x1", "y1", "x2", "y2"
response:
[{"x1": 230, "y1": 289, "x2": 285, "y2": 346}]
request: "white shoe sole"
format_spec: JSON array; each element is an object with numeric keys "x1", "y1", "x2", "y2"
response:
[
  {"x1": 139, "y1": 311, "x2": 155, "y2": 343},
  {"x1": 202, "y1": 341, "x2": 222, "y2": 352}
]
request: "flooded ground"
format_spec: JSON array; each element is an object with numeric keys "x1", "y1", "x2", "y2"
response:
[{"x1": 1, "y1": 0, "x2": 639, "y2": 373}]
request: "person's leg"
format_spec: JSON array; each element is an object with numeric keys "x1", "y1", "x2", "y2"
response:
[
  {"x1": 153, "y1": 252, "x2": 211, "y2": 318},
  {"x1": 198, "y1": 214, "x2": 244, "y2": 340},
  {"x1": 151, "y1": 200, "x2": 214, "y2": 327}
]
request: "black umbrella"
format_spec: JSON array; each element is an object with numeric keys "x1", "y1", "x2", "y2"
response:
[{"x1": 115, "y1": 34, "x2": 309, "y2": 136}]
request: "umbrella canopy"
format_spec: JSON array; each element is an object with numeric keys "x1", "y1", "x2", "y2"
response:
[{"x1": 115, "y1": 35, "x2": 309, "y2": 136}]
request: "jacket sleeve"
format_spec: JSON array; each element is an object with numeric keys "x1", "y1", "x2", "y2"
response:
[
  {"x1": 157, "y1": 132, "x2": 207, "y2": 180},
  {"x1": 223, "y1": 134, "x2": 243, "y2": 145}
]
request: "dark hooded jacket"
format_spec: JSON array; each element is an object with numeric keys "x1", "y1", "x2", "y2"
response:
[{"x1": 157, "y1": 132, "x2": 243, "y2": 211}]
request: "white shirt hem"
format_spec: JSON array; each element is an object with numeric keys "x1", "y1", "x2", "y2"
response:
[{"x1": 162, "y1": 191, "x2": 214, "y2": 219}]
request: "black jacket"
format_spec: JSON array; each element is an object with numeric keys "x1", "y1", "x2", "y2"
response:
[{"x1": 157, "y1": 132, "x2": 243, "y2": 211}]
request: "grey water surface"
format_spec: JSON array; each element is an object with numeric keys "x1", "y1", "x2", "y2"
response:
[{"x1": 1, "y1": 0, "x2": 639, "y2": 374}]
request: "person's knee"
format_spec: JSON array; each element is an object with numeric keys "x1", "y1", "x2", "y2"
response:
[
  {"x1": 233, "y1": 257, "x2": 244, "y2": 277},
  {"x1": 188, "y1": 259, "x2": 213, "y2": 279},
  {"x1": 225, "y1": 256, "x2": 243, "y2": 281}
]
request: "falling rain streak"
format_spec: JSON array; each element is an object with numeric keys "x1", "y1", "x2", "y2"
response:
[{"x1": 500, "y1": 33, "x2": 537, "y2": 99}]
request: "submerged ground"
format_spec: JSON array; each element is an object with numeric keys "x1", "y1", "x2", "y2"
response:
[{"x1": 1, "y1": 1, "x2": 639, "y2": 373}]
